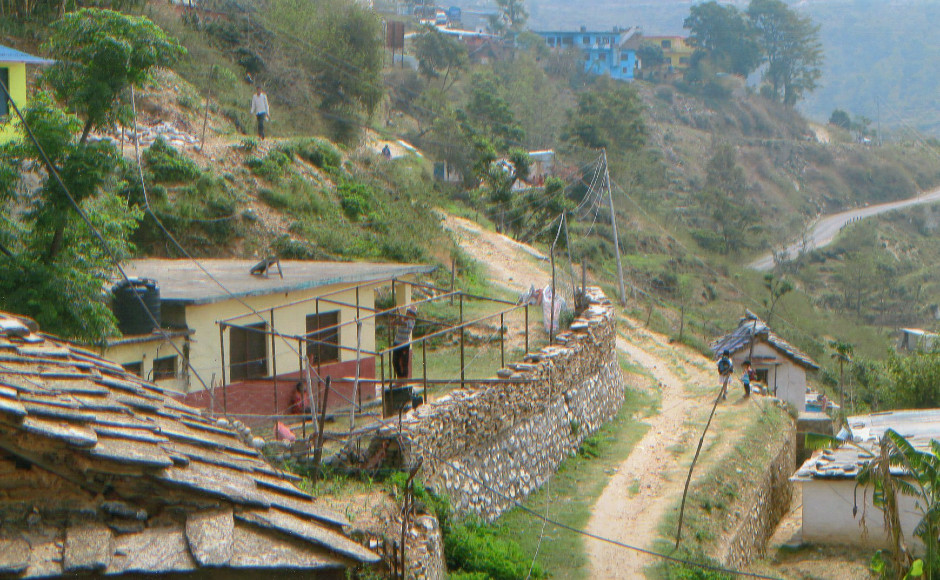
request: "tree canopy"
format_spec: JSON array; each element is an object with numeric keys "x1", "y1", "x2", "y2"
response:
[
  {"x1": 488, "y1": 0, "x2": 528, "y2": 36},
  {"x1": 747, "y1": 0, "x2": 823, "y2": 106},
  {"x1": 414, "y1": 26, "x2": 467, "y2": 92},
  {"x1": 683, "y1": 1, "x2": 761, "y2": 77},
  {"x1": 0, "y1": 96, "x2": 140, "y2": 341},
  {"x1": 42, "y1": 9, "x2": 185, "y2": 143},
  {"x1": 563, "y1": 78, "x2": 646, "y2": 153}
]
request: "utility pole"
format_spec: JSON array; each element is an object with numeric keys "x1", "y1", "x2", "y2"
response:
[{"x1": 603, "y1": 149, "x2": 627, "y2": 305}]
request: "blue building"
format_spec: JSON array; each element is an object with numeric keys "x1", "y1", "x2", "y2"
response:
[{"x1": 534, "y1": 26, "x2": 640, "y2": 82}]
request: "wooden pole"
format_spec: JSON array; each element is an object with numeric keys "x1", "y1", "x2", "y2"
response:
[
  {"x1": 270, "y1": 309, "x2": 278, "y2": 414},
  {"x1": 312, "y1": 376, "x2": 331, "y2": 483},
  {"x1": 459, "y1": 293, "x2": 465, "y2": 389},
  {"x1": 603, "y1": 149, "x2": 627, "y2": 305}
]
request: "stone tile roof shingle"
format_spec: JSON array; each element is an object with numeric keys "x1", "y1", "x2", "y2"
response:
[
  {"x1": 710, "y1": 309, "x2": 820, "y2": 370},
  {"x1": 0, "y1": 312, "x2": 379, "y2": 577}
]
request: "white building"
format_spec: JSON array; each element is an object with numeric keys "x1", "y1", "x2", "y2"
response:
[
  {"x1": 711, "y1": 310, "x2": 819, "y2": 411},
  {"x1": 794, "y1": 409, "x2": 940, "y2": 550}
]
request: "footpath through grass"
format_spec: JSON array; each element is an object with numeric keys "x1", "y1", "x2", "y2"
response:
[{"x1": 480, "y1": 361, "x2": 660, "y2": 579}]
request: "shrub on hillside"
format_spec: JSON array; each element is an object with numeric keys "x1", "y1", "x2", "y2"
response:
[
  {"x1": 143, "y1": 137, "x2": 201, "y2": 183},
  {"x1": 297, "y1": 138, "x2": 342, "y2": 170},
  {"x1": 337, "y1": 181, "x2": 374, "y2": 220},
  {"x1": 246, "y1": 150, "x2": 291, "y2": 182}
]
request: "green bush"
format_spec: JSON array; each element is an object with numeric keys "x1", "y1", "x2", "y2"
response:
[
  {"x1": 258, "y1": 177, "x2": 329, "y2": 214},
  {"x1": 296, "y1": 138, "x2": 342, "y2": 170},
  {"x1": 143, "y1": 137, "x2": 201, "y2": 183},
  {"x1": 338, "y1": 180, "x2": 375, "y2": 220},
  {"x1": 246, "y1": 150, "x2": 292, "y2": 181},
  {"x1": 445, "y1": 520, "x2": 544, "y2": 580}
]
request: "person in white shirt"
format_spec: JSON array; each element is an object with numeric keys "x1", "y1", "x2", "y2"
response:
[{"x1": 249, "y1": 86, "x2": 270, "y2": 140}]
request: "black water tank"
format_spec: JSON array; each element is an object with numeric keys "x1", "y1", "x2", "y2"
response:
[{"x1": 112, "y1": 278, "x2": 161, "y2": 336}]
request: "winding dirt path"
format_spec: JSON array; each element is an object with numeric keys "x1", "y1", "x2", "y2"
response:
[
  {"x1": 441, "y1": 210, "x2": 750, "y2": 576},
  {"x1": 585, "y1": 324, "x2": 718, "y2": 577}
]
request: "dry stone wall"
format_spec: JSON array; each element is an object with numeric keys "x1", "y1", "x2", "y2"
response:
[
  {"x1": 718, "y1": 418, "x2": 796, "y2": 568},
  {"x1": 381, "y1": 287, "x2": 625, "y2": 521}
]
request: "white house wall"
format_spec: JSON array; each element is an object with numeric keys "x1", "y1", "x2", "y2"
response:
[
  {"x1": 733, "y1": 342, "x2": 806, "y2": 411},
  {"x1": 802, "y1": 479, "x2": 924, "y2": 550},
  {"x1": 184, "y1": 281, "x2": 381, "y2": 392}
]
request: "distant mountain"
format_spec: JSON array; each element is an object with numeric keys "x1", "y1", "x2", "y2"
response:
[{"x1": 518, "y1": 0, "x2": 940, "y2": 137}]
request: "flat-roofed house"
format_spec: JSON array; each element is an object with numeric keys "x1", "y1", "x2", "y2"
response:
[
  {"x1": 99, "y1": 259, "x2": 435, "y2": 418},
  {"x1": 794, "y1": 409, "x2": 940, "y2": 550}
]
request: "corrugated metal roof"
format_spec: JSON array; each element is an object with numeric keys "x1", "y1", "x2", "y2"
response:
[
  {"x1": 710, "y1": 309, "x2": 819, "y2": 370},
  {"x1": 0, "y1": 311, "x2": 378, "y2": 577},
  {"x1": 0, "y1": 45, "x2": 53, "y2": 65}
]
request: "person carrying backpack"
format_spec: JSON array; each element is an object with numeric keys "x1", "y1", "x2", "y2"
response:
[{"x1": 717, "y1": 350, "x2": 733, "y2": 401}]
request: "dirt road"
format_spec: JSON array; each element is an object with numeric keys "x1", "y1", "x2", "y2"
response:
[{"x1": 750, "y1": 186, "x2": 940, "y2": 270}]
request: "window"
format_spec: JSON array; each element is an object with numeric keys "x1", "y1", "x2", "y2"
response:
[
  {"x1": 585, "y1": 53, "x2": 591, "y2": 61},
  {"x1": 679, "y1": 56, "x2": 690, "y2": 65},
  {"x1": 306, "y1": 311, "x2": 340, "y2": 365},
  {"x1": 756, "y1": 369, "x2": 769, "y2": 384},
  {"x1": 230, "y1": 322, "x2": 267, "y2": 381},
  {"x1": 152, "y1": 356, "x2": 177, "y2": 381},
  {"x1": 0, "y1": 68, "x2": 8, "y2": 118},
  {"x1": 661, "y1": 39, "x2": 672, "y2": 49},
  {"x1": 123, "y1": 361, "x2": 143, "y2": 377},
  {"x1": 562, "y1": 37, "x2": 573, "y2": 46},
  {"x1": 583, "y1": 36, "x2": 590, "y2": 45}
]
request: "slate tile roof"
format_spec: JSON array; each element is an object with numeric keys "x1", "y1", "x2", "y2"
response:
[
  {"x1": 710, "y1": 309, "x2": 820, "y2": 370},
  {"x1": 0, "y1": 312, "x2": 379, "y2": 577}
]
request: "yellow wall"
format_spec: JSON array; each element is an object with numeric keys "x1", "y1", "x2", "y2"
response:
[
  {"x1": 0, "y1": 62, "x2": 26, "y2": 144},
  {"x1": 186, "y1": 280, "x2": 391, "y2": 392},
  {"x1": 95, "y1": 277, "x2": 419, "y2": 394},
  {"x1": 97, "y1": 335, "x2": 190, "y2": 392}
]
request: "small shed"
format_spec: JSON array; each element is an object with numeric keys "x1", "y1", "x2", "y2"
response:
[
  {"x1": 711, "y1": 310, "x2": 819, "y2": 411},
  {"x1": 897, "y1": 328, "x2": 939, "y2": 352},
  {"x1": 0, "y1": 45, "x2": 53, "y2": 144},
  {"x1": 793, "y1": 409, "x2": 940, "y2": 550},
  {"x1": 0, "y1": 311, "x2": 379, "y2": 577}
]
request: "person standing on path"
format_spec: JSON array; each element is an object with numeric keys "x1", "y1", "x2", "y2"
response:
[
  {"x1": 392, "y1": 305, "x2": 418, "y2": 381},
  {"x1": 740, "y1": 359, "x2": 756, "y2": 398},
  {"x1": 250, "y1": 86, "x2": 270, "y2": 140},
  {"x1": 717, "y1": 350, "x2": 733, "y2": 400}
]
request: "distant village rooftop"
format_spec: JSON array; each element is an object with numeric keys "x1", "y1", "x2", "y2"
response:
[{"x1": 124, "y1": 259, "x2": 436, "y2": 305}]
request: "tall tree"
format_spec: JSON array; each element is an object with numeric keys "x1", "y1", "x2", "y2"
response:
[
  {"x1": 42, "y1": 9, "x2": 185, "y2": 144},
  {"x1": 747, "y1": 0, "x2": 823, "y2": 105},
  {"x1": 414, "y1": 26, "x2": 467, "y2": 92},
  {"x1": 683, "y1": 1, "x2": 762, "y2": 77},
  {"x1": 465, "y1": 71, "x2": 524, "y2": 149},
  {"x1": 563, "y1": 78, "x2": 646, "y2": 152},
  {"x1": 762, "y1": 272, "x2": 793, "y2": 326},
  {"x1": 829, "y1": 339, "x2": 854, "y2": 413},
  {"x1": 488, "y1": 0, "x2": 528, "y2": 36},
  {"x1": 0, "y1": 97, "x2": 140, "y2": 341}
]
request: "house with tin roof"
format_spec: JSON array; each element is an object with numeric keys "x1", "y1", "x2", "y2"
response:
[
  {"x1": 0, "y1": 45, "x2": 53, "y2": 144},
  {"x1": 711, "y1": 310, "x2": 820, "y2": 411},
  {"x1": 0, "y1": 311, "x2": 379, "y2": 577},
  {"x1": 793, "y1": 409, "x2": 940, "y2": 550},
  {"x1": 100, "y1": 259, "x2": 435, "y2": 419}
]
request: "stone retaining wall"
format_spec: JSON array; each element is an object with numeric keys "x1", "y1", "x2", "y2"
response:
[
  {"x1": 718, "y1": 417, "x2": 796, "y2": 568},
  {"x1": 379, "y1": 287, "x2": 625, "y2": 521}
]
